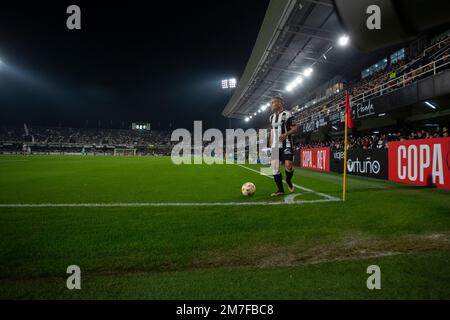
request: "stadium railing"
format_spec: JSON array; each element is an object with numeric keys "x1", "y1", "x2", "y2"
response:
[{"x1": 296, "y1": 54, "x2": 450, "y2": 126}]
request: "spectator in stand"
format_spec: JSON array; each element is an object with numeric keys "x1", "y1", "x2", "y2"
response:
[{"x1": 297, "y1": 125, "x2": 449, "y2": 151}]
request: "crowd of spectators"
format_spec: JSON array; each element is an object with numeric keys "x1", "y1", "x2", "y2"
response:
[
  {"x1": 298, "y1": 126, "x2": 448, "y2": 151},
  {"x1": 349, "y1": 60, "x2": 407, "y2": 97},
  {"x1": 0, "y1": 127, "x2": 27, "y2": 143},
  {"x1": 0, "y1": 126, "x2": 173, "y2": 147},
  {"x1": 1, "y1": 124, "x2": 449, "y2": 156},
  {"x1": 0, "y1": 126, "x2": 176, "y2": 155},
  {"x1": 350, "y1": 36, "x2": 450, "y2": 98},
  {"x1": 295, "y1": 35, "x2": 450, "y2": 125}
]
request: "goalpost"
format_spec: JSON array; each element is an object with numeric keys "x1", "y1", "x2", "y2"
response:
[{"x1": 113, "y1": 148, "x2": 137, "y2": 156}]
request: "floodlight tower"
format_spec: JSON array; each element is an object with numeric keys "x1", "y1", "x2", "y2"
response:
[{"x1": 222, "y1": 78, "x2": 237, "y2": 128}]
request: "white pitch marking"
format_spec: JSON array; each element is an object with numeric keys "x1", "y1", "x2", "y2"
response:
[
  {"x1": 284, "y1": 194, "x2": 301, "y2": 203},
  {"x1": 0, "y1": 164, "x2": 341, "y2": 208},
  {"x1": 0, "y1": 198, "x2": 339, "y2": 208},
  {"x1": 236, "y1": 164, "x2": 340, "y2": 202}
]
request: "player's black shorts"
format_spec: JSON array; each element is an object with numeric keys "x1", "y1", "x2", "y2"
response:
[{"x1": 271, "y1": 147, "x2": 293, "y2": 162}]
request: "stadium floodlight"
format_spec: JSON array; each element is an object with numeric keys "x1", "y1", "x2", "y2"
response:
[
  {"x1": 378, "y1": 113, "x2": 387, "y2": 117},
  {"x1": 249, "y1": 115, "x2": 253, "y2": 119},
  {"x1": 338, "y1": 35, "x2": 350, "y2": 47},
  {"x1": 222, "y1": 78, "x2": 237, "y2": 89},
  {"x1": 245, "y1": 117, "x2": 250, "y2": 122},
  {"x1": 295, "y1": 76, "x2": 303, "y2": 85},
  {"x1": 303, "y1": 67, "x2": 313, "y2": 77},
  {"x1": 425, "y1": 101, "x2": 437, "y2": 110},
  {"x1": 221, "y1": 79, "x2": 228, "y2": 89},
  {"x1": 254, "y1": 112, "x2": 257, "y2": 116},
  {"x1": 286, "y1": 84, "x2": 294, "y2": 92}
]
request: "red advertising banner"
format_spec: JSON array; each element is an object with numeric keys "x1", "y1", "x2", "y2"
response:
[
  {"x1": 388, "y1": 138, "x2": 450, "y2": 190},
  {"x1": 301, "y1": 148, "x2": 330, "y2": 172}
]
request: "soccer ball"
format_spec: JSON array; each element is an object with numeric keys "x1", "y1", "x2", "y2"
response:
[{"x1": 241, "y1": 182, "x2": 256, "y2": 196}]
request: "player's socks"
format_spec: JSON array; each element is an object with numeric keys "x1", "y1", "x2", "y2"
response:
[
  {"x1": 285, "y1": 169, "x2": 294, "y2": 192},
  {"x1": 273, "y1": 173, "x2": 284, "y2": 193}
]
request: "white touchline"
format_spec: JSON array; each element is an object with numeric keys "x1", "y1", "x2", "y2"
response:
[
  {"x1": 236, "y1": 164, "x2": 340, "y2": 201},
  {"x1": 0, "y1": 198, "x2": 339, "y2": 208}
]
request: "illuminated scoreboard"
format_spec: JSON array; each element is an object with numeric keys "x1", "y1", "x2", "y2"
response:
[{"x1": 132, "y1": 122, "x2": 151, "y2": 131}]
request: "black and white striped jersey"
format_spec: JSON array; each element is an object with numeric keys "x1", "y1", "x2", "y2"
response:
[{"x1": 269, "y1": 110, "x2": 294, "y2": 149}]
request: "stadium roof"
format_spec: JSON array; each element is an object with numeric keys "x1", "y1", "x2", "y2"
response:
[{"x1": 222, "y1": 0, "x2": 354, "y2": 120}]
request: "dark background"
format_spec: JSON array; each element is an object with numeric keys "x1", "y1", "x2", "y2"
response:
[{"x1": 0, "y1": 1, "x2": 269, "y2": 130}]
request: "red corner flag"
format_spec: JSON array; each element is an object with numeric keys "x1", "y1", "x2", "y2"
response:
[
  {"x1": 342, "y1": 91, "x2": 353, "y2": 202},
  {"x1": 345, "y1": 92, "x2": 354, "y2": 129}
]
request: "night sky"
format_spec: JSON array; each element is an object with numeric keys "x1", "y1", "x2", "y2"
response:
[{"x1": 0, "y1": 1, "x2": 270, "y2": 130}]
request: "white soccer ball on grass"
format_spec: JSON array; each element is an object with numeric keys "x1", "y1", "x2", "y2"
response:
[{"x1": 241, "y1": 182, "x2": 256, "y2": 196}]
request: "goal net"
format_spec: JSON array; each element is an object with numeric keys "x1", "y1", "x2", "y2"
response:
[{"x1": 113, "y1": 148, "x2": 137, "y2": 156}]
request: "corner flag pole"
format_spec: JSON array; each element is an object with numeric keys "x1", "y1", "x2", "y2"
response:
[
  {"x1": 342, "y1": 111, "x2": 348, "y2": 202},
  {"x1": 342, "y1": 91, "x2": 350, "y2": 202}
]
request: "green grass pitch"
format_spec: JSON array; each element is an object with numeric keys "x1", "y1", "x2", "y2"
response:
[{"x1": 0, "y1": 155, "x2": 449, "y2": 299}]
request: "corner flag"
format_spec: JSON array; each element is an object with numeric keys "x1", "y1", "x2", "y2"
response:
[
  {"x1": 345, "y1": 92, "x2": 354, "y2": 129},
  {"x1": 342, "y1": 91, "x2": 352, "y2": 202}
]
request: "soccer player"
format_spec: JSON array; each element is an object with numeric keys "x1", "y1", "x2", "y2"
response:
[{"x1": 268, "y1": 96, "x2": 297, "y2": 196}]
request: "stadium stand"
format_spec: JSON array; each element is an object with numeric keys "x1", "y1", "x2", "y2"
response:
[
  {"x1": 0, "y1": 126, "x2": 174, "y2": 155},
  {"x1": 295, "y1": 35, "x2": 450, "y2": 128},
  {"x1": 297, "y1": 125, "x2": 448, "y2": 151}
]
